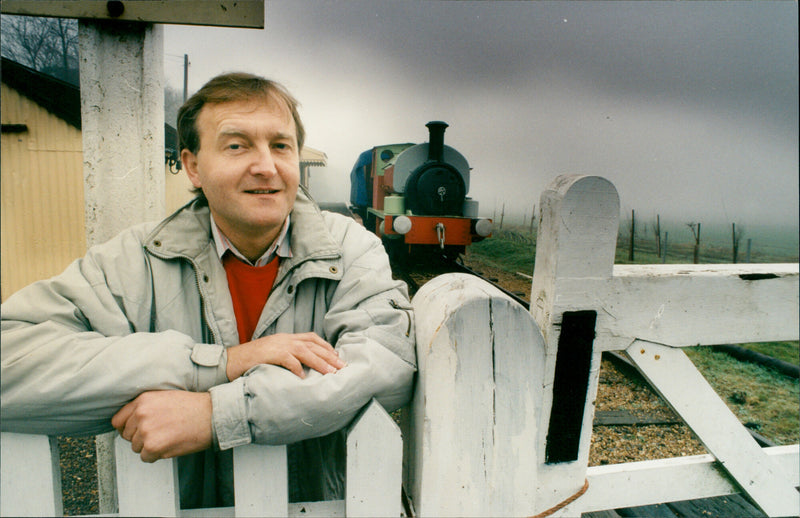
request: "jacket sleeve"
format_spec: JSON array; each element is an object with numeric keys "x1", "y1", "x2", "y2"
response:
[
  {"x1": 209, "y1": 220, "x2": 417, "y2": 449},
  {"x1": 0, "y1": 229, "x2": 228, "y2": 436}
]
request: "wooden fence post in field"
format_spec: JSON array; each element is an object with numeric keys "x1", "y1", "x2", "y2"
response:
[
  {"x1": 628, "y1": 209, "x2": 635, "y2": 261},
  {"x1": 529, "y1": 175, "x2": 619, "y2": 512},
  {"x1": 406, "y1": 273, "x2": 545, "y2": 516}
]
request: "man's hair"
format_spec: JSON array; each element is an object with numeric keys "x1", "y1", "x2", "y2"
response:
[{"x1": 178, "y1": 72, "x2": 305, "y2": 155}]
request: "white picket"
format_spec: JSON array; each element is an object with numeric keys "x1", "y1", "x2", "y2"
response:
[
  {"x1": 0, "y1": 433, "x2": 62, "y2": 517},
  {"x1": 233, "y1": 443, "x2": 288, "y2": 517},
  {"x1": 345, "y1": 398, "x2": 402, "y2": 517},
  {"x1": 114, "y1": 435, "x2": 180, "y2": 517}
]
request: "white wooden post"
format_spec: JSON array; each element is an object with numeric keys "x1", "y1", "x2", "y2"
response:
[
  {"x1": 0, "y1": 433, "x2": 63, "y2": 517},
  {"x1": 233, "y1": 444, "x2": 288, "y2": 517},
  {"x1": 78, "y1": 20, "x2": 165, "y2": 513},
  {"x1": 529, "y1": 175, "x2": 620, "y2": 511},
  {"x1": 114, "y1": 435, "x2": 180, "y2": 517},
  {"x1": 346, "y1": 398, "x2": 403, "y2": 517},
  {"x1": 406, "y1": 273, "x2": 545, "y2": 516}
]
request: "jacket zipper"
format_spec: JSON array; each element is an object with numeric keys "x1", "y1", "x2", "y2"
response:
[{"x1": 389, "y1": 299, "x2": 413, "y2": 337}]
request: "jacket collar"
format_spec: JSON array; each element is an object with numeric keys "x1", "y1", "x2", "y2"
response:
[{"x1": 145, "y1": 187, "x2": 341, "y2": 266}]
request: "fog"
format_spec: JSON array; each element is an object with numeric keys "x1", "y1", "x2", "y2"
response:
[{"x1": 164, "y1": 1, "x2": 798, "y2": 228}]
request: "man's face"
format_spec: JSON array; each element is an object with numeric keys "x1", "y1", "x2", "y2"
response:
[{"x1": 182, "y1": 98, "x2": 300, "y2": 248}]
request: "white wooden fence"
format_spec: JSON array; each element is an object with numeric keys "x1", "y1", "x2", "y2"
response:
[
  {"x1": 1, "y1": 399, "x2": 401, "y2": 517},
  {"x1": 2, "y1": 175, "x2": 798, "y2": 517}
]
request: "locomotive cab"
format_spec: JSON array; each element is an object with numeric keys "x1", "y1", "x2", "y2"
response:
[{"x1": 349, "y1": 121, "x2": 492, "y2": 262}]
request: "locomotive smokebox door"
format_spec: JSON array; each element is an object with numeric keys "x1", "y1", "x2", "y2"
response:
[
  {"x1": 398, "y1": 121, "x2": 469, "y2": 216},
  {"x1": 405, "y1": 164, "x2": 465, "y2": 215}
]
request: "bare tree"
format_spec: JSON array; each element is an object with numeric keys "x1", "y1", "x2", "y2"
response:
[
  {"x1": 1, "y1": 15, "x2": 78, "y2": 82},
  {"x1": 687, "y1": 222, "x2": 701, "y2": 264}
]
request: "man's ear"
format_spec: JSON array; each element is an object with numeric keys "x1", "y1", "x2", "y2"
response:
[{"x1": 182, "y1": 149, "x2": 202, "y2": 188}]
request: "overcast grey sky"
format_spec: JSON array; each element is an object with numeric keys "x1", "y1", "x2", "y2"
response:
[{"x1": 164, "y1": 1, "x2": 798, "y2": 230}]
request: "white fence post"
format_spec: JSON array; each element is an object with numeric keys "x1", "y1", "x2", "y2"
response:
[
  {"x1": 233, "y1": 444, "x2": 288, "y2": 517},
  {"x1": 114, "y1": 435, "x2": 180, "y2": 517},
  {"x1": 0, "y1": 433, "x2": 63, "y2": 517},
  {"x1": 346, "y1": 398, "x2": 403, "y2": 517},
  {"x1": 406, "y1": 273, "x2": 545, "y2": 516},
  {"x1": 529, "y1": 175, "x2": 619, "y2": 511}
]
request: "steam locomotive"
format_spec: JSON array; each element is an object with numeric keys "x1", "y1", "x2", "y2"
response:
[{"x1": 349, "y1": 121, "x2": 492, "y2": 262}]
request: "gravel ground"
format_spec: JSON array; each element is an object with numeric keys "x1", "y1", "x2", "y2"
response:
[{"x1": 58, "y1": 436, "x2": 99, "y2": 516}]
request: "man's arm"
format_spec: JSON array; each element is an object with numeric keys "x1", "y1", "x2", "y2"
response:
[
  {"x1": 111, "y1": 331, "x2": 346, "y2": 462},
  {"x1": 0, "y1": 228, "x2": 228, "y2": 436}
]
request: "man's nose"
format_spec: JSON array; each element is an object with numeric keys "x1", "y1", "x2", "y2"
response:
[{"x1": 250, "y1": 147, "x2": 278, "y2": 176}]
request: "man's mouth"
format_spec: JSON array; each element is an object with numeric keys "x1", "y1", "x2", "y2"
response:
[{"x1": 245, "y1": 189, "x2": 279, "y2": 194}]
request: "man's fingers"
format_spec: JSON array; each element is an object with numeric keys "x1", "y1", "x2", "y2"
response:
[
  {"x1": 228, "y1": 333, "x2": 347, "y2": 380},
  {"x1": 111, "y1": 400, "x2": 134, "y2": 431}
]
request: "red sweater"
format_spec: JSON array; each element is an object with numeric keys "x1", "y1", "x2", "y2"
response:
[{"x1": 222, "y1": 253, "x2": 280, "y2": 343}]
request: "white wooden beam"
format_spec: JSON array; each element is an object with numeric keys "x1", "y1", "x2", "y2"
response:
[
  {"x1": 549, "y1": 263, "x2": 799, "y2": 350},
  {"x1": 1, "y1": 0, "x2": 264, "y2": 28},
  {"x1": 626, "y1": 340, "x2": 798, "y2": 517},
  {"x1": 558, "y1": 445, "x2": 799, "y2": 515}
]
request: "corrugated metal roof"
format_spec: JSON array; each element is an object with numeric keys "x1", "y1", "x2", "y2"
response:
[{"x1": 301, "y1": 146, "x2": 327, "y2": 167}]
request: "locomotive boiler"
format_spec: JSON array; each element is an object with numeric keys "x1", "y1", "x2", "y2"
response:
[{"x1": 349, "y1": 121, "x2": 492, "y2": 262}]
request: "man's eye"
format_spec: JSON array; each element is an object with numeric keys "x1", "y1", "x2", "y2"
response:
[{"x1": 229, "y1": 144, "x2": 241, "y2": 150}]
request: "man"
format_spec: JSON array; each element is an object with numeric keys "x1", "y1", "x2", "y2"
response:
[{"x1": 1, "y1": 72, "x2": 416, "y2": 507}]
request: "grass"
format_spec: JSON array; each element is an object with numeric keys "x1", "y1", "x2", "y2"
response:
[
  {"x1": 468, "y1": 225, "x2": 799, "y2": 445},
  {"x1": 740, "y1": 341, "x2": 799, "y2": 365},
  {"x1": 469, "y1": 224, "x2": 798, "y2": 270},
  {"x1": 468, "y1": 229, "x2": 535, "y2": 274},
  {"x1": 685, "y1": 347, "x2": 799, "y2": 445}
]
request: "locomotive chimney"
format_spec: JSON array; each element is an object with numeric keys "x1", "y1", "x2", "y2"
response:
[{"x1": 426, "y1": 121, "x2": 449, "y2": 162}]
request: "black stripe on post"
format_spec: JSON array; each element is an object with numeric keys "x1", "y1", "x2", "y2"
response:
[{"x1": 545, "y1": 310, "x2": 597, "y2": 464}]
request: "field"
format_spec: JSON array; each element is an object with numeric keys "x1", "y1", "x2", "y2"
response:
[{"x1": 465, "y1": 224, "x2": 799, "y2": 447}]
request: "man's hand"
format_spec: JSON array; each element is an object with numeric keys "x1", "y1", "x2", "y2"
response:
[
  {"x1": 225, "y1": 332, "x2": 346, "y2": 381},
  {"x1": 112, "y1": 390, "x2": 212, "y2": 463}
]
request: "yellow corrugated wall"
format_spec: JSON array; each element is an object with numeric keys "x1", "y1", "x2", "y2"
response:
[
  {"x1": 1, "y1": 85, "x2": 86, "y2": 302},
  {"x1": 1, "y1": 84, "x2": 196, "y2": 302}
]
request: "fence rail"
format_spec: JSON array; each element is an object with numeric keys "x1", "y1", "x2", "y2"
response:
[{"x1": 1, "y1": 175, "x2": 797, "y2": 517}]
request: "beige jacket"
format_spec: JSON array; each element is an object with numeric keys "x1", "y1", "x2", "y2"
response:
[{"x1": 1, "y1": 190, "x2": 416, "y2": 505}]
